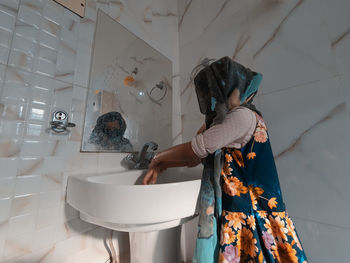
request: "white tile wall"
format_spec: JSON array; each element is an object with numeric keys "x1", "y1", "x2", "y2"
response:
[{"x1": 0, "y1": 0, "x2": 180, "y2": 262}]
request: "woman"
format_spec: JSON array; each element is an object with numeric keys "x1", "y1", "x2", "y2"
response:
[
  {"x1": 89, "y1": 111, "x2": 133, "y2": 151},
  {"x1": 143, "y1": 57, "x2": 307, "y2": 263}
]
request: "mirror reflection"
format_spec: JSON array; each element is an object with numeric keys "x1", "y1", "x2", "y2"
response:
[{"x1": 81, "y1": 10, "x2": 172, "y2": 152}]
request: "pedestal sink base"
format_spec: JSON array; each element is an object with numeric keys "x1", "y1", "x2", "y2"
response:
[
  {"x1": 129, "y1": 227, "x2": 181, "y2": 263},
  {"x1": 80, "y1": 212, "x2": 195, "y2": 262}
]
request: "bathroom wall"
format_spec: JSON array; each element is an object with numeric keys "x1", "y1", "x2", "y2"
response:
[
  {"x1": 0, "y1": 0, "x2": 181, "y2": 262},
  {"x1": 178, "y1": 0, "x2": 350, "y2": 262}
]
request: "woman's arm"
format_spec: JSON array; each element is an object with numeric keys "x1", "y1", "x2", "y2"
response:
[
  {"x1": 196, "y1": 123, "x2": 206, "y2": 134},
  {"x1": 142, "y1": 142, "x2": 201, "y2": 184}
]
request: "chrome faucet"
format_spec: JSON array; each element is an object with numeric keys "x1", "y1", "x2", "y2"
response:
[{"x1": 121, "y1": 141, "x2": 158, "y2": 169}]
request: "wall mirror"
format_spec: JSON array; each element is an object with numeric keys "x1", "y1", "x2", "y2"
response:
[{"x1": 81, "y1": 10, "x2": 173, "y2": 152}]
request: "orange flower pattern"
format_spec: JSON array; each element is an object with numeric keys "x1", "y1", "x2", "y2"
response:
[
  {"x1": 220, "y1": 210, "x2": 305, "y2": 263},
  {"x1": 216, "y1": 112, "x2": 307, "y2": 263},
  {"x1": 223, "y1": 177, "x2": 248, "y2": 197},
  {"x1": 254, "y1": 115, "x2": 268, "y2": 143}
]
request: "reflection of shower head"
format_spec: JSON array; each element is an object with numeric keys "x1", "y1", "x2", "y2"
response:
[
  {"x1": 123, "y1": 75, "x2": 136, "y2": 87},
  {"x1": 123, "y1": 67, "x2": 138, "y2": 87},
  {"x1": 131, "y1": 67, "x2": 138, "y2": 75}
]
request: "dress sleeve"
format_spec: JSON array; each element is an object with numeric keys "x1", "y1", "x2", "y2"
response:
[{"x1": 191, "y1": 106, "x2": 256, "y2": 158}]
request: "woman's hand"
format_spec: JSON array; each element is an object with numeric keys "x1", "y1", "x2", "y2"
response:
[
  {"x1": 142, "y1": 165, "x2": 160, "y2": 185},
  {"x1": 142, "y1": 157, "x2": 165, "y2": 185},
  {"x1": 142, "y1": 142, "x2": 201, "y2": 185}
]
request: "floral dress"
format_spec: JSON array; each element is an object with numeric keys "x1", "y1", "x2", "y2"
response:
[{"x1": 218, "y1": 112, "x2": 308, "y2": 263}]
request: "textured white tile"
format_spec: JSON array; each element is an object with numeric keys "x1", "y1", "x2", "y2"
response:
[
  {"x1": 181, "y1": 112, "x2": 204, "y2": 142},
  {"x1": 0, "y1": 197, "x2": 12, "y2": 224},
  {"x1": 0, "y1": 64, "x2": 6, "y2": 81},
  {"x1": 0, "y1": 0, "x2": 19, "y2": 12},
  {"x1": 34, "y1": 57, "x2": 56, "y2": 77},
  {"x1": 47, "y1": 140, "x2": 67, "y2": 156},
  {"x1": 37, "y1": 44, "x2": 58, "y2": 64},
  {"x1": 39, "y1": 190, "x2": 61, "y2": 210},
  {"x1": 20, "y1": 140, "x2": 46, "y2": 157},
  {"x1": 38, "y1": 30, "x2": 60, "y2": 50},
  {"x1": 292, "y1": 217, "x2": 349, "y2": 262},
  {"x1": 42, "y1": 157, "x2": 65, "y2": 174},
  {"x1": 0, "y1": 177, "x2": 15, "y2": 199},
  {"x1": 32, "y1": 227, "x2": 58, "y2": 251},
  {"x1": 40, "y1": 173, "x2": 62, "y2": 191},
  {"x1": 0, "y1": 100, "x2": 27, "y2": 120},
  {"x1": 0, "y1": 28, "x2": 12, "y2": 48},
  {"x1": 14, "y1": 22, "x2": 39, "y2": 43},
  {"x1": 41, "y1": 17, "x2": 61, "y2": 37},
  {"x1": 0, "y1": 139, "x2": 22, "y2": 158},
  {"x1": 321, "y1": 0, "x2": 350, "y2": 74},
  {"x1": 17, "y1": 4, "x2": 41, "y2": 29},
  {"x1": 8, "y1": 49, "x2": 34, "y2": 71},
  {"x1": 42, "y1": 0, "x2": 63, "y2": 25},
  {"x1": 55, "y1": 54, "x2": 75, "y2": 83},
  {"x1": 277, "y1": 103, "x2": 350, "y2": 228},
  {"x1": 0, "y1": 46, "x2": 10, "y2": 65},
  {"x1": 26, "y1": 105, "x2": 49, "y2": 122},
  {"x1": 37, "y1": 206, "x2": 60, "y2": 229},
  {"x1": 73, "y1": 43, "x2": 92, "y2": 88},
  {"x1": 249, "y1": 0, "x2": 336, "y2": 93},
  {"x1": 10, "y1": 193, "x2": 39, "y2": 217},
  {"x1": 14, "y1": 175, "x2": 41, "y2": 196},
  {"x1": 0, "y1": 158, "x2": 18, "y2": 178},
  {"x1": 31, "y1": 86, "x2": 52, "y2": 106},
  {"x1": 257, "y1": 76, "x2": 343, "y2": 155},
  {"x1": 21, "y1": 0, "x2": 44, "y2": 14},
  {"x1": 17, "y1": 157, "x2": 44, "y2": 176},
  {"x1": 340, "y1": 73, "x2": 350, "y2": 113},
  {"x1": 0, "y1": 5, "x2": 17, "y2": 31},
  {"x1": 0, "y1": 120, "x2": 25, "y2": 138},
  {"x1": 11, "y1": 34, "x2": 36, "y2": 57},
  {"x1": 60, "y1": 28, "x2": 78, "y2": 52},
  {"x1": 25, "y1": 122, "x2": 46, "y2": 138},
  {"x1": 8, "y1": 213, "x2": 36, "y2": 238},
  {"x1": 1, "y1": 82, "x2": 29, "y2": 103},
  {"x1": 2, "y1": 231, "x2": 34, "y2": 261}
]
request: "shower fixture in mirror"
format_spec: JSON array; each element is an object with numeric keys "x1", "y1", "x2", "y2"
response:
[{"x1": 81, "y1": 10, "x2": 173, "y2": 153}]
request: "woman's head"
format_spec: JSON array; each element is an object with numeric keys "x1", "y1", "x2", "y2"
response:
[
  {"x1": 89, "y1": 111, "x2": 127, "y2": 146},
  {"x1": 95, "y1": 111, "x2": 126, "y2": 136},
  {"x1": 192, "y1": 56, "x2": 262, "y2": 126}
]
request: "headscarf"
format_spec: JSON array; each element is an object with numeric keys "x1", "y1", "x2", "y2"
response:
[
  {"x1": 193, "y1": 56, "x2": 262, "y2": 128},
  {"x1": 89, "y1": 112, "x2": 132, "y2": 151},
  {"x1": 192, "y1": 57, "x2": 263, "y2": 263}
]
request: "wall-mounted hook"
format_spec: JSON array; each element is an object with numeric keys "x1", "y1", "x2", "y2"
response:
[{"x1": 47, "y1": 110, "x2": 76, "y2": 134}]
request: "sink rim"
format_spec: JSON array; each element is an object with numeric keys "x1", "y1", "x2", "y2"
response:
[{"x1": 66, "y1": 168, "x2": 202, "y2": 225}]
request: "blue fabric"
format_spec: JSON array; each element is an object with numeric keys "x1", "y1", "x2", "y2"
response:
[
  {"x1": 193, "y1": 113, "x2": 308, "y2": 262},
  {"x1": 193, "y1": 150, "x2": 222, "y2": 263},
  {"x1": 211, "y1": 97, "x2": 217, "y2": 111},
  {"x1": 240, "y1": 73, "x2": 262, "y2": 104}
]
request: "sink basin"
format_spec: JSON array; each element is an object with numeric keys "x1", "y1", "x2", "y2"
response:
[
  {"x1": 66, "y1": 166, "x2": 202, "y2": 263},
  {"x1": 66, "y1": 167, "x2": 202, "y2": 231}
]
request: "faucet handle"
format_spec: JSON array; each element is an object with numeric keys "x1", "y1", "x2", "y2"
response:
[{"x1": 146, "y1": 141, "x2": 158, "y2": 151}]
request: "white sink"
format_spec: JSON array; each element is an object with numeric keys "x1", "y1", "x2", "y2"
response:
[
  {"x1": 66, "y1": 167, "x2": 202, "y2": 263},
  {"x1": 66, "y1": 167, "x2": 201, "y2": 230}
]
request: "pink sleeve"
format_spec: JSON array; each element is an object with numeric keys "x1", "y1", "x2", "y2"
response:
[{"x1": 191, "y1": 106, "x2": 256, "y2": 158}]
